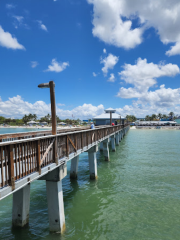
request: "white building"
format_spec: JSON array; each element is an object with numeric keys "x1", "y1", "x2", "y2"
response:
[{"x1": 93, "y1": 108, "x2": 125, "y2": 126}]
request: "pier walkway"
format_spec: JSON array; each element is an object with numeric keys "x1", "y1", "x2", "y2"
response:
[{"x1": 0, "y1": 124, "x2": 130, "y2": 233}]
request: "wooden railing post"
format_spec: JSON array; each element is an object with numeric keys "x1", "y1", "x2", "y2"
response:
[
  {"x1": 66, "y1": 135, "x2": 69, "y2": 157},
  {"x1": 81, "y1": 132, "x2": 83, "y2": 149},
  {"x1": 53, "y1": 137, "x2": 58, "y2": 165},
  {"x1": 75, "y1": 134, "x2": 77, "y2": 152},
  {"x1": 86, "y1": 132, "x2": 88, "y2": 146},
  {"x1": 8, "y1": 144, "x2": 15, "y2": 190},
  {"x1": 36, "y1": 140, "x2": 41, "y2": 175}
]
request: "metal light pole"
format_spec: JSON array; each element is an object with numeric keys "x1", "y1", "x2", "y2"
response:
[
  {"x1": 38, "y1": 80, "x2": 58, "y2": 164},
  {"x1": 119, "y1": 115, "x2": 121, "y2": 125},
  {"x1": 110, "y1": 112, "x2": 112, "y2": 125}
]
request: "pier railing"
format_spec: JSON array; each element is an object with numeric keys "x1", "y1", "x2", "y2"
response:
[{"x1": 0, "y1": 124, "x2": 128, "y2": 189}]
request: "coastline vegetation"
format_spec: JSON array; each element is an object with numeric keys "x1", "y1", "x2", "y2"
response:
[
  {"x1": 0, "y1": 113, "x2": 84, "y2": 126},
  {"x1": 145, "y1": 112, "x2": 177, "y2": 121}
]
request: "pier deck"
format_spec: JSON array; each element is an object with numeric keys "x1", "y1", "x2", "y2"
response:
[{"x1": 0, "y1": 124, "x2": 130, "y2": 232}]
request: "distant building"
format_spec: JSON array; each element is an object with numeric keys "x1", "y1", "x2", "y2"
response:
[
  {"x1": 39, "y1": 122, "x2": 48, "y2": 126},
  {"x1": 135, "y1": 121, "x2": 177, "y2": 126},
  {"x1": 93, "y1": 108, "x2": 125, "y2": 126},
  {"x1": 83, "y1": 120, "x2": 89, "y2": 123},
  {"x1": 160, "y1": 117, "x2": 173, "y2": 121}
]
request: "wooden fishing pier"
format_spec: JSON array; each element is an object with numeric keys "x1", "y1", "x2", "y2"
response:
[{"x1": 0, "y1": 124, "x2": 129, "y2": 232}]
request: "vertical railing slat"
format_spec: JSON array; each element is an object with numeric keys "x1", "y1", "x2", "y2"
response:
[
  {"x1": 36, "y1": 140, "x2": 41, "y2": 174},
  {"x1": 0, "y1": 146, "x2": 4, "y2": 187},
  {"x1": 8, "y1": 144, "x2": 15, "y2": 190}
]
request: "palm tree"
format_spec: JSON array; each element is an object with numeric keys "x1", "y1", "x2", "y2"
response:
[
  {"x1": 32, "y1": 114, "x2": 37, "y2": 121},
  {"x1": 151, "y1": 114, "x2": 157, "y2": 120},
  {"x1": 162, "y1": 114, "x2": 167, "y2": 119},
  {"x1": 169, "y1": 112, "x2": 174, "y2": 120},
  {"x1": 28, "y1": 113, "x2": 33, "y2": 121},
  {"x1": 145, "y1": 115, "x2": 150, "y2": 121},
  {"x1": 22, "y1": 114, "x2": 29, "y2": 124},
  {"x1": 157, "y1": 113, "x2": 162, "y2": 120}
]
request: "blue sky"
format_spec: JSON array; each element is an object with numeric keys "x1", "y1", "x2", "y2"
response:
[{"x1": 0, "y1": 0, "x2": 180, "y2": 119}]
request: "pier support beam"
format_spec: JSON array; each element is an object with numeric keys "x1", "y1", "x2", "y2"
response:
[
  {"x1": 46, "y1": 180, "x2": 65, "y2": 233},
  {"x1": 88, "y1": 145, "x2": 98, "y2": 179},
  {"x1": 99, "y1": 142, "x2": 103, "y2": 152},
  {"x1": 115, "y1": 133, "x2": 119, "y2": 146},
  {"x1": 39, "y1": 164, "x2": 67, "y2": 233},
  {"x1": 70, "y1": 156, "x2": 79, "y2": 179},
  {"x1": 12, "y1": 184, "x2": 30, "y2": 227},
  {"x1": 103, "y1": 139, "x2": 110, "y2": 161},
  {"x1": 119, "y1": 131, "x2": 122, "y2": 142},
  {"x1": 111, "y1": 135, "x2": 116, "y2": 152}
]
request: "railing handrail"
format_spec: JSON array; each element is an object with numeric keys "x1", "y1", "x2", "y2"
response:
[{"x1": 0, "y1": 124, "x2": 127, "y2": 146}]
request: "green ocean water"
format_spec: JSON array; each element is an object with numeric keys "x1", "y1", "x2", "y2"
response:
[{"x1": 0, "y1": 128, "x2": 180, "y2": 240}]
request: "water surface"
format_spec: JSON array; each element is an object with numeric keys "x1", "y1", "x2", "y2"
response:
[{"x1": 0, "y1": 129, "x2": 180, "y2": 240}]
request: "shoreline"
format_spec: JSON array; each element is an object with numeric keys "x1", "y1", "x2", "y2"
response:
[
  {"x1": 0, "y1": 126, "x2": 79, "y2": 129},
  {"x1": 130, "y1": 126, "x2": 180, "y2": 130}
]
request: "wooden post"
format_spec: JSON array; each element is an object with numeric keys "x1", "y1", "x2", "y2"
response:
[
  {"x1": 49, "y1": 81, "x2": 56, "y2": 135},
  {"x1": 37, "y1": 140, "x2": 41, "y2": 175},
  {"x1": 86, "y1": 132, "x2": 88, "y2": 146},
  {"x1": 75, "y1": 134, "x2": 77, "y2": 152},
  {"x1": 49, "y1": 81, "x2": 58, "y2": 165},
  {"x1": 1, "y1": 146, "x2": 4, "y2": 187},
  {"x1": 8, "y1": 144, "x2": 15, "y2": 190},
  {"x1": 81, "y1": 132, "x2": 83, "y2": 149},
  {"x1": 66, "y1": 135, "x2": 69, "y2": 157}
]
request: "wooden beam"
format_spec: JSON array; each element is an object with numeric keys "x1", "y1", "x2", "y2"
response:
[
  {"x1": 67, "y1": 136, "x2": 76, "y2": 151},
  {"x1": 40, "y1": 139, "x2": 55, "y2": 166}
]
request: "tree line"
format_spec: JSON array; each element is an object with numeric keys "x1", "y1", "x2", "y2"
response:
[
  {"x1": 125, "y1": 112, "x2": 177, "y2": 122},
  {"x1": 145, "y1": 112, "x2": 177, "y2": 121},
  {"x1": 0, "y1": 113, "x2": 83, "y2": 126}
]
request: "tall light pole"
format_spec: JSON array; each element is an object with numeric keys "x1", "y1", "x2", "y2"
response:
[
  {"x1": 119, "y1": 115, "x2": 121, "y2": 125},
  {"x1": 38, "y1": 80, "x2": 58, "y2": 164},
  {"x1": 110, "y1": 112, "x2": 112, "y2": 125}
]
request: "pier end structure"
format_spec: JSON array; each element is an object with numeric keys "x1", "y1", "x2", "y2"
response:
[{"x1": 39, "y1": 164, "x2": 67, "y2": 233}]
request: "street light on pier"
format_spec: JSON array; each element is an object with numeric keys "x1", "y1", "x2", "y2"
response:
[
  {"x1": 38, "y1": 80, "x2": 58, "y2": 164},
  {"x1": 119, "y1": 115, "x2": 121, "y2": 125}
]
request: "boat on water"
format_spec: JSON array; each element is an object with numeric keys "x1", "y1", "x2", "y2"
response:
[{"x1": 156, "y1": 126, "x2": 161, "y2": 129}]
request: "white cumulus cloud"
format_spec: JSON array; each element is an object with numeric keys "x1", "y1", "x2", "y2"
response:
[
  {"x1": 37, "y1": 20, "x2": 48, "y2": 32},
  {"x1": 0, "y1": 95, "x2": 104, "y2": 119},
  {"x1": 87, "y1": 0, "x2": 143, "y2": 49},
  {"x1": 31, "y1": 61, "x2": 39, "y2": 68},
  {"x1": 101, "y1": 53, "x2": 119, "y2": 76},
  {"x1": 6, "y1": 4, "x2": 15, "y2": 9},
  {"x1": 44, "y1": 58, "x2": 69, "y2": 73},
  {"x1": 87, "y1": 0, "x2": 180, "y2": 55},
  {"x1": 93, "y1": 72, "x2": 97, "y2": 77},
  {"x1": 116, "y1": 58, "x2": 180, "y2": 116},
  {"x1": 0, "y1": 25, "x2": 25, "y2": 50},
  {"x1": 107, "y1": 73, "x2": 115, "y2": 82},
  {"x1": 118, "y1": 58, "x2": 180, "y2": 95}
]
